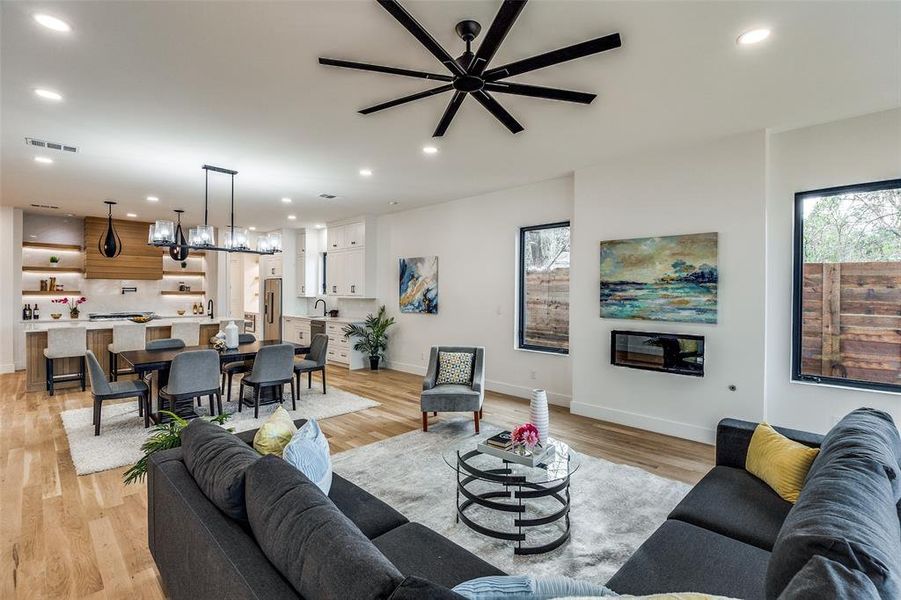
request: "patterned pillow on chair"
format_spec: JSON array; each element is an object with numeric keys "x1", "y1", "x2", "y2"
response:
[{"x1": 436, "y1": 351, "x2": 474, "y2": 385}]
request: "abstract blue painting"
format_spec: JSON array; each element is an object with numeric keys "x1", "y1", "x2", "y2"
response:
[
  {"x1": 600, "y1": 232, "x2": 718, "y2": 323},
  {"x1": 399, "y1": 256, "x2": 438, "y2": 314}
]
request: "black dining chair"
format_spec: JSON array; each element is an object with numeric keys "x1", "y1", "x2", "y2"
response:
[
  {"x1": 159, "y1": 349, "x2": 222, "y2": 418},
  {"x1": 239, "y1": 343, "x2": 296, "y2": 419},
  {"x1": 293, "y1": 333, "x2": 329, "y2": 395},
  {"x1": 220, "y1": 333, "x2": 257, "y2": 404},
  {"x1": 85, "y1": 350, "x2": 150, "y2": 435}
]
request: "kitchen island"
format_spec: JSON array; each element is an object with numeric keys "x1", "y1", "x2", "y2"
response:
[{"x1": 22, "y1": 315, "x2": 245, "y2": 392}]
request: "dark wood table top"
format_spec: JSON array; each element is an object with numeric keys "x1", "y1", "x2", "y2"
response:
[{"x1": 120, "y1": 339, "x2": 310, "y2": 371}]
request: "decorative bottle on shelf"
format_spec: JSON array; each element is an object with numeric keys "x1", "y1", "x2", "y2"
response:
[
  {"x1": 32, "y1": 304, "x2": 40, "y2": 320},
  {"x1": 224, "y1": 321, "x2": 239, "y2": 349},
  {"x1": 23, "y1": 304, "x2": 31, "y2": 321},
  {"x1": 529, "y1": 389, "x2": 549, "y2": 445},
  {"x1": 192, "y1": 303, "x2": 198, "y2": 315}
]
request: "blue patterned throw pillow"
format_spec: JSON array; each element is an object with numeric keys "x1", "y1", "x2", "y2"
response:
[
  {"x1": 452, "y1": 575, "x2": 617, "y2": 599},
  {"x1": 281, "y1": 419, "x2": 332, "y2": 494},
  {"x1": 436, "y1": 351, "x2": 474, "y2": 385}
]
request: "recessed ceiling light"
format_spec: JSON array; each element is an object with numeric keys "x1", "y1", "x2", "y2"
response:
[
  {"x1": 389, "y1": 201, "x2": 399, "y2": 206},
  {"x1": 34, "y1": 156, "x2": 53, "y2": 164},
  {"x1": 34, "y1": 13, "x2": 71, "y2": 32},
  {"x1": 314, "y1": 224, "x2": 325, "y2": 229},
  {"x1": 146, "y1": 196, "x2": 159, "y2": 202},
  {"x1": 359, "y1": 168, "x2": 373, "y2": 177},
  {"x1": 281, "y1": 197, "x2": 292, "y2": 204},
  {"x1": 422, "y1": 145, "x2": 438, "y2": 155},
  {"x1": 737, "y1": 28, "x2": 771, "y2": 45},
  {"x1": 34, "y1": 88, "x2": 63, "y2": 101},
  {"x1": 287, "y1": 215, "x2": 297, "y2": 220},
  {"x1": 249, "y1": 226, "x2": 256, "y2": 231},
  {"x1": 126, "y1": 213, "x2": 137, "y2": 218}
]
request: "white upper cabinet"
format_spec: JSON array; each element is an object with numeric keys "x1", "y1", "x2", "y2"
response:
[
  {"x1": 325, "y1": 217, "x2": 375, "y2": 297},
  {"x1": 260, "y1": 253, "x2": 283, "y2": 277},
  {"x1": 295, "y1": 232, "x2": 308, "y2": 297}
]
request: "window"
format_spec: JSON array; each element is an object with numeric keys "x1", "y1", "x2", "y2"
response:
[
  {"x1": 792, "y1": 179, "x2": 900, "y2": 393},
  {"x1": 518, "y1": 222, "x2": 570, "y2": 354}
]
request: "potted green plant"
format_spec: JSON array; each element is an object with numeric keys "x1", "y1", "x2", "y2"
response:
[
  {"x1": 123, "y1": 411, "x2": 231, "y2": 485},
  {"x1": 49, "y1": 255, "x2": 60, "y2": 267},
  {"x1": 342, "y1": 305, "x2": 396, "y2": 371}
]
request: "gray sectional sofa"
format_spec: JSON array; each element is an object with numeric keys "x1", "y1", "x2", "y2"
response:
[{"x1": 148, "y1": 408, "x2": 901, "y2": 600}]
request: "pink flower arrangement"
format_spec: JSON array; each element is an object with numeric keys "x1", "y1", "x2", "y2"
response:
[
  {"x1": 511, "y1": 423, "x2": 541, "y2": 451},
  {"x1": 51, "y1": 296, "x2": 87, "y2": 306}
]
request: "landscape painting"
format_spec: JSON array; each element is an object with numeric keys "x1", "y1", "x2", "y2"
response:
[
  {"x1": 599, "y1": 232, "x2": 718, "y2": 323},
  {"x1": 399, "y1": 256, "x2": 438, "y2": 314}
]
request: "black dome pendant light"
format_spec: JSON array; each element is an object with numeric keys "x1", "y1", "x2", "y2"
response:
[
  {"x1": 98, "y1": 200, "x2": 123, "y2": 258},
  {"x1": 168, "y1": 209, "x2": 189, "y2": 261}
]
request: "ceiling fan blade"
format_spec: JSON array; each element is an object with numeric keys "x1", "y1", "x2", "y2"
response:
[
  {"x1": 358, "y1": 84, "x2": 454, "y2": 115},
  {"x1": 471, "y1": 90, "x2": 523, "y2": 134},
  {"x1": 484, "y1": 32, "x2": 621, "y2": 80},
  {"x1": 432, "y1": 91, "x2": 466, "y2": 137},
  {"x1": 469, "y1": 0, "x2": 528, "y2": 75},
  {"x1": 483, "y1": 81, "x2": 595, "y2": 104},
  {"x1": 319, "y1": 58, "x2": 453, "y2": 81},
  {"x1": 376, "y1": 0, "x2": 466, "y2": 76}
]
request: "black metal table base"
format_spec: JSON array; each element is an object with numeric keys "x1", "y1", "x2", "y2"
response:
[{"x1": 454, "y1": 449, "x2": 572, "y2": 555}]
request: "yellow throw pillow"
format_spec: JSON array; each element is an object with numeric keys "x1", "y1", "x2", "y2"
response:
[
  {"x1": 253, "y1": 406, "x2": 298, "y2": 457},
  {"x1": 745, "y1": 423, "x2": 819, "y2": 503}
]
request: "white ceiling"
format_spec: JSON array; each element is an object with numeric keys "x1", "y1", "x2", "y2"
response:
[{"x1": 2, "y1": 1, "x2": 899, "y2": 231}]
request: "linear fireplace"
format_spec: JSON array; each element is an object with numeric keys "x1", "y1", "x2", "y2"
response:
[{"x1": 611, "y1": 330, "x2": 705, "y2": 377}]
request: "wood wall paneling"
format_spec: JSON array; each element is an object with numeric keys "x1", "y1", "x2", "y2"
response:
[{"x1": 84, "y1": 217, "x2": 163, "y2": 280}]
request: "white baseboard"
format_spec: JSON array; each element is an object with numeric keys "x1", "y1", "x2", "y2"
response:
[
  {"x1": 570, "y1": 402, "x2": 715, "y2": 444},
  {"x1": 0, "y1": 363, "x2": 14, "y2": 374},
  {"x1": 386, "y1": 360, "x2": 571, "y2": 408}
]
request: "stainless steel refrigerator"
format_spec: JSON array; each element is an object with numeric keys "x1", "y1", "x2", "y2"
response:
[{"x1": 262, "y1": 278, "x2": 282, "y2": 341}]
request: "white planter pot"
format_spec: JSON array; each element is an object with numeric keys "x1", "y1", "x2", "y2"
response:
[{"x1": 529, "y1": 389, "x2": 549, "y2": 445}]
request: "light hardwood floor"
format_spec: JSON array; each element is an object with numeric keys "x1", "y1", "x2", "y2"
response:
[{"x1": 0, "y1": 366, "x2": 713, "y2": 599}]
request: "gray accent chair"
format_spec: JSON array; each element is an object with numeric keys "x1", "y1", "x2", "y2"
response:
[
  {"x1": 420, "y1": 346, "x2": 485, "y2": 433},
  {"x1": 220, "y1": 333, "x2": 257, "y2": 404},
  {"x1": 85, "y1": 350, "x2": 150, "y2": 435},
  {"x1": 44, "y1": 326, "x2": 87, "y2": 396},
  {"x1": 239, "y1": 343, "x2": 296, "y2": 418},
  {"x1": 293, "y1": 333, "x2": 328, "y2": 394},
  {"x1": 159, "y1": 349, "x2": 222, "y2": 418}
]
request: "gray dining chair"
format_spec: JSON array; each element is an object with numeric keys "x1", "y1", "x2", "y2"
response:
[
  {"x1": 85, "y1": 350, "x2": 150, "y2": 436},
  {"x1": 221, "y1": 333, "x2": 257, "y2": 404},
  {"x1": 420, "y1": 346, "x2": 485, "y2": 433},
  {"x1": 146, "y1": 338, "x2": 186, "y2": 351},
  {"x1": 239, "y1": 343, "x2": 296, "y2": 419},
  {"x1": 293, "y1": 333, "x2": 328, "y2": 394},
  {"x1": 159, "y1": 349, "x2": 222, "y2": 418}
]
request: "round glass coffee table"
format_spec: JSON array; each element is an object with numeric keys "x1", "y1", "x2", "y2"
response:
[{"x1": 443, "y1": 438, "x2": 580, "y2": 555}]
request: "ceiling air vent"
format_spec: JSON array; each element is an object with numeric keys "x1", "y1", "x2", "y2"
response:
[
  {"x1": 25, "y1": 137, "x2": 78, "y2": 153},
  {"x1": 319, "y1": 193, "x2": 337, "y2": 199},
  {"x1": 30, "y1": 203, "x2": 60, "y2": 209}
]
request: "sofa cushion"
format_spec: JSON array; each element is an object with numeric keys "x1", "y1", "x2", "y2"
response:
[
  {"x1": 668, "y1": 466, "x2": 792, "y2": 551},
  {"x1": 745, "y1": 423, "x2": 820, "y2": 503},
  {"x1": 767, "y1": 409, "x2": 901, "y2": 599},
  {"x1": 328, "y1": 473, "x2": 409, "y2": 539},
  {"x1": 605, "y1": 520, "x2": 769, "y2": 600},
  {"x1": 373, "y1": 522, "x2": 505, "y2": 589},
  {"x1": 180, "y1": 419, "x2": 260, "y2": 522},
  {"x1": 282, "y1": 418, "x2": 332, "y2": 494},
  {"x1": 777, "y1": 555, "x2": 880, "y2": 599},
  {"x1": 421, "y1": 385, "x2": 482, "y2": 412},
  {"x1": 246, "y1": 456, "x2": 404, "y2": 600}
]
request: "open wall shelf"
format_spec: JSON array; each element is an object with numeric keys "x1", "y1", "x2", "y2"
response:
[
  {"x1": 160, "y1": 290, "x2": 206, "y2": 296},
  {"x1": 23, "y1": 290, "x2": 82, "y2": 296},
  {"x1": 22, "y1": 266, "x2": 84, "y2": 274},
  {"x1": 162, "y1": 270, "x2": 205, "y2": 276},
  {"x1": 22, "y1": 241, "x2": 83, "y2": 251}
]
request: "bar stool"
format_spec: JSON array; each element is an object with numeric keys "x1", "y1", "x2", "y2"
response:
[
  {"x1": 107, "y1": 323, "x2": 146, "y2": 381},
  {"x1": 170, "y1": 322, "x2": 200, "y2": 346},
  {"x1": 159, "y1": 349, "x2": 222, "y2": 418},
  {"x1": 44, "y1": 326, "x2": 87, "y2": 396}
]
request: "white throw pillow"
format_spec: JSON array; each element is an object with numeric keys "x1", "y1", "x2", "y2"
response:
[{"x1": 281, "y1": 419, "x2": 332, "y2": 494}]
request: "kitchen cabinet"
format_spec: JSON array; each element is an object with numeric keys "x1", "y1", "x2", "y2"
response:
[
  {"x1": 283, "y1": 316, "x2": 312, "y2": 346},
  {"x1": 260, "y1": 253, "x2": 283, "y2": 277},
  {"x1": 325, "y1": 217, "x2": 375, "y2": 297},
  {"x1": 295, "y1": 232, "x2": 308, "y2": 297}
]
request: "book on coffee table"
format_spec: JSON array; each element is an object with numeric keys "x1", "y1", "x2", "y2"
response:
[
  {"x1": 484, "y1": 431, "x2": 513, "y2": 449},
  {"x1": 477, "y1": 440, "x2": 556, "y2": 468}
]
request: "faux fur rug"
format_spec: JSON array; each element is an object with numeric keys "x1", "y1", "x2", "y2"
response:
[
  {"x1": 332, "y1": 417, "x2": 690, "y2": 585},
  {"x1": 61, "y1": 385, "x2": 379, "y2": 475}
]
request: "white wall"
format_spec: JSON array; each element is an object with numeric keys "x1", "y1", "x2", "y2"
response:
[
  {"x1": 0, "y1": 207, "x2": 22, "y2": 373},
  {"x1": 765, "y1": 108, "x2": 901, "y2": 432},
  {"x1": 375, "y1": 177, "x2": 574, "y2": 406},
  {"x1": 570, "y1": 132, "x2": 768, "y2": 443}
]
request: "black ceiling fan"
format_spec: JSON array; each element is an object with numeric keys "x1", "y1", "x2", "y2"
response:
[{"x1": 319, "y1": 0, "x2": 621, "y2": 136}]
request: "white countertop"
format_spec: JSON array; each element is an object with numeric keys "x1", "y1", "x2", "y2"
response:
[
  {"x1": 283, "y1": 314, "x2": 364, "y2": 324},
  {"x1": 22, "y1": 315, "x2": 246, "y2": 332}
]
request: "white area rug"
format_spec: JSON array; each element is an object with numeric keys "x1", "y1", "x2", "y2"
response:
[
  {"x1": 332, "y1": 418, "x2": 691, "y2": 585},
  {"x1": 62, "y1": 385, "x2": 380, "y2": 475}
]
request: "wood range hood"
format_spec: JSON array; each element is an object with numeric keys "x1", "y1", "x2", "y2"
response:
[{"x1": 84, "y1": 217, "x2": 164, "y2": 280}]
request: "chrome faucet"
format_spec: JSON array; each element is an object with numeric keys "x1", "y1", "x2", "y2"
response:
[
  {"x1": 314, "y1": 298, "x2": 326, "y2": 317},
  {"x1": 207, "y1": 299, "x2": 214, "y2": 320}
]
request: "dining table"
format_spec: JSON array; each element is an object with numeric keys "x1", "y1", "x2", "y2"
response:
[{"x1": 119, "y1": 339, "x2": 310, "y2": 423}]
